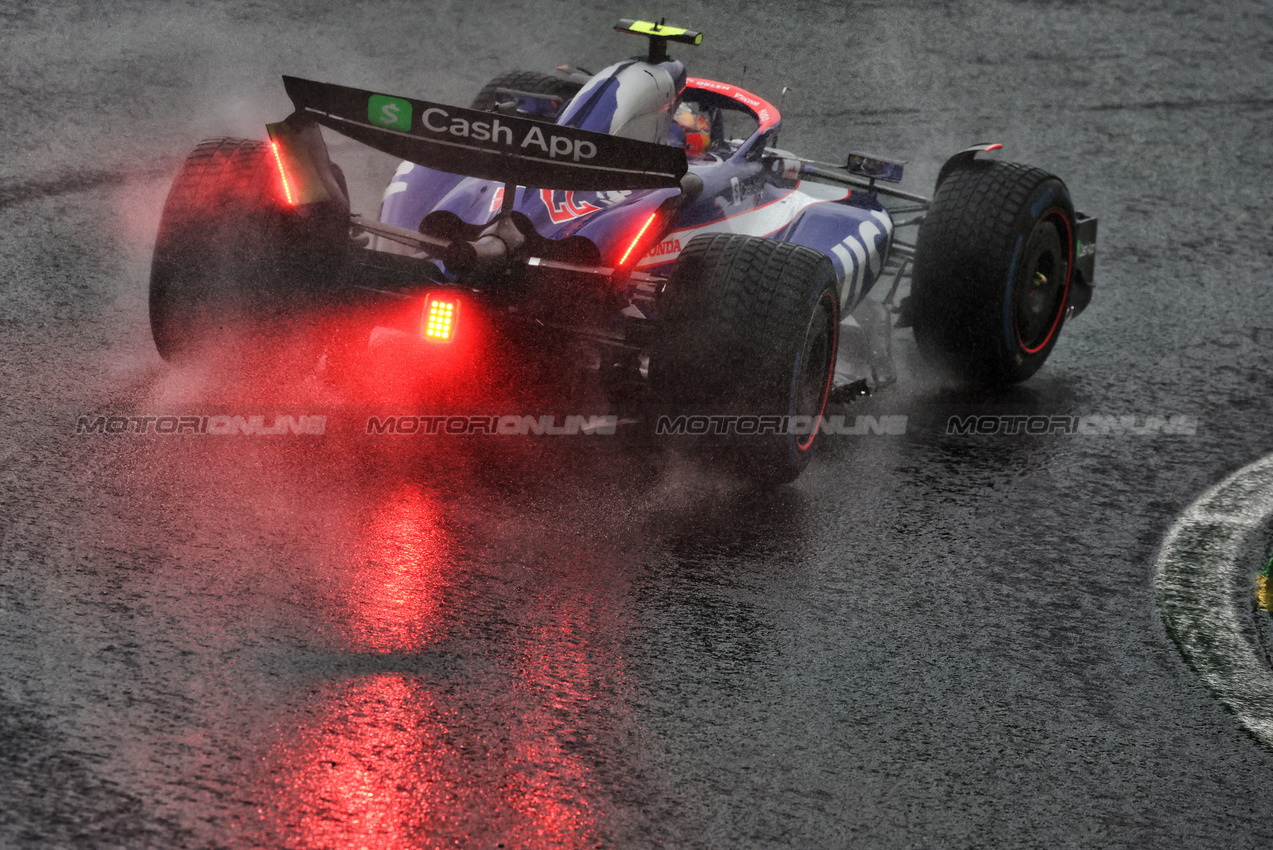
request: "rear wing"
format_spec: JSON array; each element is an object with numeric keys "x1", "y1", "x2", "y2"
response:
[{"x1": 279, "y1": 75, "x2": 687, "y2": 192}]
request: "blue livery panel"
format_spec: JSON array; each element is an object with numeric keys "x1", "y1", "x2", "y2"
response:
[{"x1": 375, "y1": 67, "x2": 894, "y2": 313}]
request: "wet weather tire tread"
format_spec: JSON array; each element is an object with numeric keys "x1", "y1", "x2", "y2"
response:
[
  {"x1": 911, "y1": 160, "x2": 1075, "y2": 385},
  {"x1": 149, "y1": 139, "x2": 345, "y2": 361},
  {"x1": 469, "y1": 71, "x2": 581, "y2": 117},
  {"x1": 655, "y1": 234, "x2": 838, "y2": 483}
]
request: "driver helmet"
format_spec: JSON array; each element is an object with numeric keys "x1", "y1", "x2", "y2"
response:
[{"x1": 672, "y1": 101, "x2": 711, "y2": 158}]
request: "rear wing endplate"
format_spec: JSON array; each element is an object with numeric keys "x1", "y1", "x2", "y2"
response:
[{"x1": 280, "y1": 75, "x2": 687, "y2": 192}]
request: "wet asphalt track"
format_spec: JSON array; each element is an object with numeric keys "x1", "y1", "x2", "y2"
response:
[{"x1": 4, "y1": 1, "x2": 1273, "y2": 847}]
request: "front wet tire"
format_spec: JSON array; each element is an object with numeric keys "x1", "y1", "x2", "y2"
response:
[{"x1": 911, "y1": 160, "x2": 1076, "y2": 386}]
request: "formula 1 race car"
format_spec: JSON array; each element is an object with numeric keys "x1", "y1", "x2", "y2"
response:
[{"x1": 148, "y1": 18, "x2": 1097, "y2": 483}]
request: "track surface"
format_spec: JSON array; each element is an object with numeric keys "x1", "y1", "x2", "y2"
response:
[{"x1": 4, "y1": 1, "x2": 1273, "y2": 846}]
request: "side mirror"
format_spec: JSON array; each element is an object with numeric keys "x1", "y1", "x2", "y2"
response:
[{"x1": 845, "y1": 153, "x2": 905, "y2": 184}]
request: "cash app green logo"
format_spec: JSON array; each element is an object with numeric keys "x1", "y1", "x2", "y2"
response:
[{"x1": 368, "y1": 95, "x2": 412, "y2": 131}]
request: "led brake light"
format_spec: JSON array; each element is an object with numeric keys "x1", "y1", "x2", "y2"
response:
[
  {"x1": 422, "y1": 297, "x2": 459, "y2": 342},
  {"x1": 269, "y1": 141, "x2": 296, "y2": 206},
  {"x1": 264, "y1": 121, "x2": 333, "y2": 206},
  {"x1": 618, "y1": 211, "x2": 661, "y2": 268}
]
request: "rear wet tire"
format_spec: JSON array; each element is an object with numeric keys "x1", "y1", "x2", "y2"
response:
[
  {"x1": 149, "y1": 138, "x2": 349, "y2": 362},
  {"x1": 469, "y1": 70, "x2": 582, "y2": 120},
  {"x1": 653, "y1": 234, "x2": 839, "y2": 485}
]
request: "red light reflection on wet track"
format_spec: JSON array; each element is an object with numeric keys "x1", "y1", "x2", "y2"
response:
[
  {"x1": 259, "y1": 477, "x2": 626, "y2": 848},
  {"x1": 268, "y1": 669, "x2": 603, "y2": 849},
  {"x1": 341, "y1": 483, "x2": 450, "y2": 652},
  {"x1": 502, "y1": 597, "x2": 612, "y2": 844}
]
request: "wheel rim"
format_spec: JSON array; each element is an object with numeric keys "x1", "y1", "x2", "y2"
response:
[
  {"x1": 1014, "y1": 213, "x2": 1071, "y2": 354},
  {"x1": 792, "y1": 290, "x2": 837, "y2": 452}
]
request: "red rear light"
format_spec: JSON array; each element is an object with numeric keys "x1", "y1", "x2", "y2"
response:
[
  {"x1": 265, "y1": 121, "x2": 334, "y2": 206},
  {"x1": 617, "y1": 211, "x2": 661, "y2": 268},
  {"x1": 422, "y1": 297, "x2": 459, "y2": 342},
  {"x1": 269, "y1": 141, "x2": 296, "y2": 206}
]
